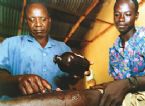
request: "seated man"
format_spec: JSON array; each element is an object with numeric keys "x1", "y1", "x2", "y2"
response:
[{"x1": 91, "y1": 0, "x2": 145, "y2": 106}]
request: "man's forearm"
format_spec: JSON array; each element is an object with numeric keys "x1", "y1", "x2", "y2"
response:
[
  {"x1": 135, "y1": 76, "x2": 145, "y2": 91},
  {"x1": 127, "y1": 75, "x2": 145, "y2": 92},
  {"x1": 0, "y1": 69, "x2": 21, "y2": 97}
]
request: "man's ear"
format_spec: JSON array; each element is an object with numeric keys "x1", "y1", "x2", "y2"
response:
[
  {"x1": 48, "y1": 17, "x2": 51, "y2": 23},
  {"x1": 135, "y1": 12, "x2": 139, "y2": 20}
]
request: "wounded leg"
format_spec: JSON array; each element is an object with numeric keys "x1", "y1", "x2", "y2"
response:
[{"x1": 0, "y1": 90, "x2": 102, "y2": 106}]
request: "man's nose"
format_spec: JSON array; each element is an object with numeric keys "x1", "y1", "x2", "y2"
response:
[
  {"x1": 119, "y1": 14, "x2": 125, "y2": 22},
  {"x1": 35, "y1": 18, "x2": 42, "y2": 26}
]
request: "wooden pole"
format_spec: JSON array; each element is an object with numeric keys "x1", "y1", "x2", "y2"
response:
[
  {"x1": 17, "y1": 0, "x2": 27, "y2": 35},
  {"x1": 64, "y1": 0, "x2": 99, "y2": 43}
]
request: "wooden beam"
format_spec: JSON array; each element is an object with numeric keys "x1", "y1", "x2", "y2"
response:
[
  {"x1": 17, "y1": 0, "x2": 27, "y2": 35},
  {"x1": 64, "y1": 0, "x2": 100, "y2": 43}
]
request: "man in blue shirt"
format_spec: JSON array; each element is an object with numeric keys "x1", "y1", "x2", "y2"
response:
[{"x1": 0, "y1": 2, "x2": 77, "y2": 97}]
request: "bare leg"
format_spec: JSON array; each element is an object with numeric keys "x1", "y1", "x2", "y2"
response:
[{"x1": 0, "y1": 90, "x2": 102, "y2": 106}]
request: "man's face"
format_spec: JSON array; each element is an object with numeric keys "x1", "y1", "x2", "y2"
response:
[
  {"x1": 26, "y1": 3, "x2": 51, "y2": 39},
  {"x1": 114, "y1": 0, "x2": 138, "y2": 33}
]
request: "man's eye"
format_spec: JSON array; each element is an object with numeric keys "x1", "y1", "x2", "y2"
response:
[
  {"x1": 114, "y1": 13, "x2": 119, "y2": 17},
  {"x1": 41, "y1": 17, "x2": 47, "y2": 21},
  {"x1": 29, "y1": 18, "x2": 35, "y2": 22},
  {"x1": 126, "y1": 13, "x2": 131, "y2": 16}
]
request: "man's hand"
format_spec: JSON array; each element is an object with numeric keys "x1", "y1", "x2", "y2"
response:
[
  {"x1": 18, "y1": 74, "x2": 51, "y2": 95},
  {"x1": 91, "y1": 80, "x2": 130, "y2": 106}
]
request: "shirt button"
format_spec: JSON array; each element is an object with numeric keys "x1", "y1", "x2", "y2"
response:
[
  {"x1": 43, "y1": 53, "x2": 47, "y2": 56},
  {"x1": 43, "y1": 68, "x2": 46, "y2": 72}
]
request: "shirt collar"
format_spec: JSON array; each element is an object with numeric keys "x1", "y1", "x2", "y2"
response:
[
  {"x1": 114, "y1": 27, "x2": 144, "y2": 49},
  {"x1": 26, "y1": 35, "x2": 56, "y2": 48},
  {"x1": 46, "y1": 38, "x2": 56, "y2": 48}
]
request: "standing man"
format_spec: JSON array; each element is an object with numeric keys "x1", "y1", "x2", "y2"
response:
[
  {"x1": 0, "y1": 2, "x2": 73, "y2": 97},
  {"x1": 92, "y1": 0, "x2": 145, "y2": 106}
]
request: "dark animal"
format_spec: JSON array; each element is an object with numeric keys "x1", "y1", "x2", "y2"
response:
[{"x1": 54, "y1": 52, "x2": 90, "y2": 77}]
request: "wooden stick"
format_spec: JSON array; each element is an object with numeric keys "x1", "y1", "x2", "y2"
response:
[
  {"x1": 64, "y1": 0, "x2": 99, "y2": 43},
  {"x1": 17, "y1": 0, "x2": 27, "y2": 35}
]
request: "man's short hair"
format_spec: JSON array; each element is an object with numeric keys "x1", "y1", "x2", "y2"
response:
[
  {"x1": 114, "y1": 0, "x2": 139, "y2": 13},
  {"x1": 24, "y1": 2, "x2": 51, "y2": 18}
]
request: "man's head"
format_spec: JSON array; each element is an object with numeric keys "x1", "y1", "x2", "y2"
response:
[
  {"x1": 25, "y1": 2, "x2": 51, "y2": 39},
  {"x1": 114, "y1": 0, "x2": 139, "y2": 33}
]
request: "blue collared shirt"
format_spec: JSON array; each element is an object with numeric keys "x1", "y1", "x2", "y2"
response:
[{"x1": 0, "y1": 35, "x2": 71, "y2": 89}]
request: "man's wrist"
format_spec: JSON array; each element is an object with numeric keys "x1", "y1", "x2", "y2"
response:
[{"x1": 127, "y1": 76, "x2": 139, "y2": 92}]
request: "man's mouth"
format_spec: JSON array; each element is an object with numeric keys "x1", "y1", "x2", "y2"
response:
[
  {"x1": 119, "y1": 26, "x2": 125, "y2": 28},
  {"x1": 33, "y1": 30, "x2": 44, "y2": 33},
  {"x1": 118, "y1": 24, "x2": 126, "y2": 28}
]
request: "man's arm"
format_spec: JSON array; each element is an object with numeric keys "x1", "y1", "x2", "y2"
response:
[
  {"x1": 91, "y1": 76, "x2": 145, "y2": 106},
  {"x1": 134, "y1": 76, "x2": 145, "y2": 91},
  {"x1": 0, "y1": 68, "x2": 52, "y2": 97},
  {"x1": 0, "y1": 68, "x2": 20, "y2": 97}
]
